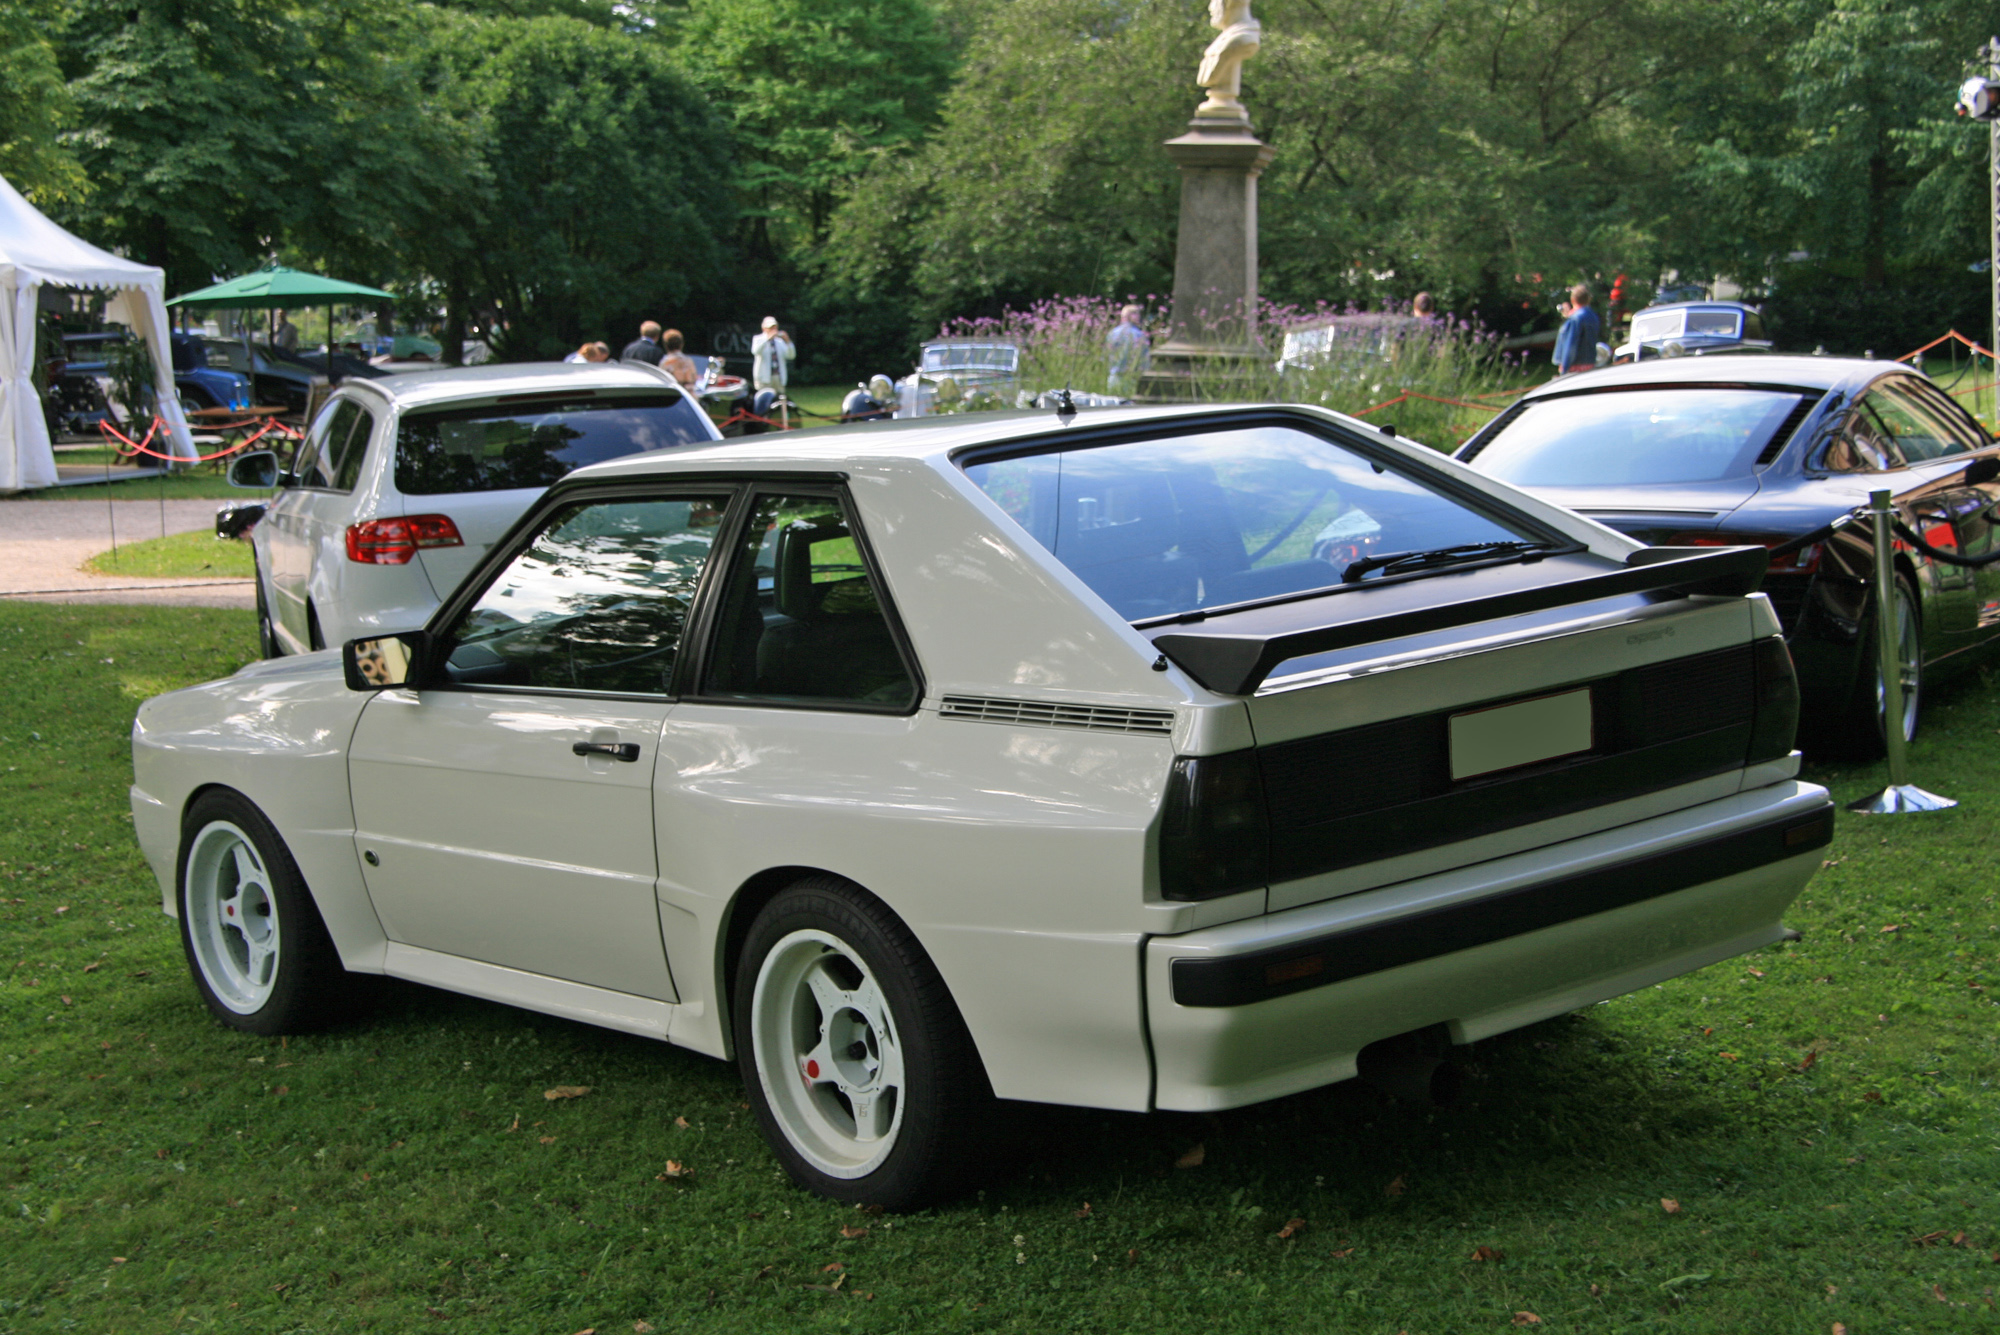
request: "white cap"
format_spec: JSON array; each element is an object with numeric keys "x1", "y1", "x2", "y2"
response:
[{"x1": 761, "y1": 316, "x2": 779, "y2": 329}]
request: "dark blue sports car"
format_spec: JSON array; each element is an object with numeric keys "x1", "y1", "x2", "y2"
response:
[{"x1": 1455, "y1": 355, "x2": 2000, "y2": 755}]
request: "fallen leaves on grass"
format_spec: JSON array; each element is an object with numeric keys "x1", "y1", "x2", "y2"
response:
[
  {"x1": 1074, "y1": 1202, "x2": 1092, "y2": 1219},
  {"x1": 1799, "y1": 1049, "x2": 1820, "y2": 1072},
  {"x1": 656, "y1": 1161, "x2": 689, "y2": 1179},
  {"x1": 538, "y1": 1136, "x2": 556, "y2": 1145},
  {"x1": 839, "y1": 1224, "x2": 869, "y2": 1239},
  {"x1": 1862, "y1": 1090, "x2": 1883, "y2": 1104},
  {"x1": 1746, "y1": 967, "x2": 1765, "y2": 978},
  {"x1": 634, "y1": 1323, "x2": 656, "y2": 1333},
  {"x1": 544, "y1": 1086, "x2": 592, "y2": 1101},
  {"x1": 1511, "y1": 1313, "x2": 1541, "y2": 1326},
  {"x1": 1277, "y1": 1218, "x2": 1306, "y2": 1239},
  {"x1": 820, "y1": 1262, "x2": 844, "y2": 1274},
  {"x1": 1880, "y1": 924, "x2": 1901, "y2": 933},
  {"x1": 1661, "y1": 1198, "x2": 1682, "y2": 1215},
  {"x1": 1832, "y1": 1325, "x2": 1848, "y2": 1335},
  {"x1": 1720, "y1": 1052, "x2": 1740, "y2": 1061},
  {"x1": 1330, "y1": 1247, "x2": 1355, "y2": 1260},
  {"x1": 1175, "y1": 1143, "x2": 1205, "y2": 1169},
  {"x1": 674, "y1": 1116, "x2": 690, "y2": 1129},
  {"x1": 1470, "y1": 1246, "x2": 1504, "y2": 1262},
  {"x1": 1385, "y1": 1174, "x2": 1407, "y2": 1197},
  {"x1": 83, "y1": 962, "x2": 99, "y2": 973}
]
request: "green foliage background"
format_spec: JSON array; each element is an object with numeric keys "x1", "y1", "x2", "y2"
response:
[{"x1": 2, "y1": 0, "x2": 1993, "y2": 376}]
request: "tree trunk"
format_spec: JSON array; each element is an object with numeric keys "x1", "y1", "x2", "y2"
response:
[
  {"x1": 443, "y1": 280, "x2": 468, "y2": 368},
  {"x1": 1864, "y1": 143, "x2": 1888, "y2": 288}
]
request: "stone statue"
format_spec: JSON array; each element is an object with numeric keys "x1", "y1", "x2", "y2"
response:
[{"x1": 1195, "y1": 0, "x2": 1261, "y2": 123}]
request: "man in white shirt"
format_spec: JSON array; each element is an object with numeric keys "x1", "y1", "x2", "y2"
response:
[
  {"x1": 273, "y1": 311, "x2": 300, "y2": 351},
  {"x1": 750, "y1": 316, "x2": 794, "y2": 392}
]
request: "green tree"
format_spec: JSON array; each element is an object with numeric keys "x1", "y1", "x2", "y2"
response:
[
  {"x1": 674, "y1": 0, "x2": 953, "y2": 258},
  {"x1": 406, "y1": 11, "x2": 736, "y2": 359},
  {"x1": 0, "y1": 0, "x2": 83, "y2": 202}
]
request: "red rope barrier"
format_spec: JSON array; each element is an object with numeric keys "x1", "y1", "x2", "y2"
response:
[{"x1": 97, "y1": 414, "x2": 300, "y2": 464}]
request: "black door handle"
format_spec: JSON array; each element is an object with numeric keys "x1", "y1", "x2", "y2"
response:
[{"x1": 572, "y1": 741, "x2": 641, "y2": 762}]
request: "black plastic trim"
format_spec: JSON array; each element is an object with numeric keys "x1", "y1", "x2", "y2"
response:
[
  {"x1": 1150, "y1": 545, "x2": 1769, "y2": 696},
  {"x1": 1168, "y1": 802, "x2": 1834, "y2": 1008}
]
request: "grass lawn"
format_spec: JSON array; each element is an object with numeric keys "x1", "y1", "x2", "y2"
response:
[
  {"x1": 2, "y1": 601, "x2": 1997, "y2": 1333},
  {"x1": 82, "y1": 531, "x2": 255, "y2": 581},
  {"x1": 9, "y1": 468, "x2": 250, "y2": 502}
]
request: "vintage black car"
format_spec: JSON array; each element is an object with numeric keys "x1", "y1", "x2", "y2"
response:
[{"x1": 1456, "y1": 355, "x2": 2000, "y2": 755}]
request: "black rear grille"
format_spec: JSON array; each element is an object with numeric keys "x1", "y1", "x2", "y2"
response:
[{"x1": 1256, "y1": 644, "x2": 1757, "y2": 881}]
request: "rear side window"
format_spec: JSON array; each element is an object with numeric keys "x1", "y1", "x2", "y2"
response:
[
  {"x1": 296, "y1": 401, "x2": 361, "y2": 489},
  {"x1": 395, "y1": 393, "x2": 711, "y2": 496},
  {"x1": 329, "y1": 406, "x2": 376, "y2": 491},
  {"x1": 701, "y1": 492, "x2": 917, "y2": 711},
  {"x1": 1469, "y1": 388, "x2": 1811, "y2": 486},
  {"x1": 963, "y1": 424, "x2": 1540, "y2": 623}
]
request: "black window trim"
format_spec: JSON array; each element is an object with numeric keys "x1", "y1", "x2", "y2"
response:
[
  {"x1": 949, "y1": 405, "x2": 1575, "y2": 625},
  {"x1": 422, "y1": 479, "x2": 752, "y2": 704},
  {"x1": 679, "y1": 481, "x2": 928, "y2": 717}
]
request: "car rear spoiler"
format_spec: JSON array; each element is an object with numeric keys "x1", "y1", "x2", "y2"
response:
[{"x1": 1149, "y1": 546, "x2": 1769, "y2": 697}]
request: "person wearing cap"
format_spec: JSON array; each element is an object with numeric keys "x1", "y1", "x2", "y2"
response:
[{"x1": 750, "y1": 316, "x2": 794, "y2": 392}]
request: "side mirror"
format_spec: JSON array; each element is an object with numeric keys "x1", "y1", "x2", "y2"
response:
[
  {"x1": 1965, "y1": 455, "x2": 2000, "y2": 487},
  {"x1": 343, "y1": 631, "x2": 430, "y2": 691},
  {"x1": 228, "y1": 450, "x2": 281, "y2": 489}
]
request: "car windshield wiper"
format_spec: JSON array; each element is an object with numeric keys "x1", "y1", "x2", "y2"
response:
[{"x1": 1341, "y1": 540, "x2": 1566, "y2": 585}]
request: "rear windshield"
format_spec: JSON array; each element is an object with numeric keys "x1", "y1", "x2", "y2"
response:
[
  {"x1": 961, "y1": 424, "x2": 1541, "y2": 623},
  {"x1": 1469, "y1": 388, "x2": 1811, "y2": 486},
  {"x1": 395, "y1": 393, "x2": 709, "y2": 495}
]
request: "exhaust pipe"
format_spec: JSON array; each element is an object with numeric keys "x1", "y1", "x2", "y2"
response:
[{"x1": 1356, "y1": 1029, "x2": 1461, "y2": 1107}]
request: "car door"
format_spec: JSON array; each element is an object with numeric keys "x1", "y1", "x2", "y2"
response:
[
  {"x1": 262, "y1": 403, "x2": 348, "y2": 651},
  {"x1": 347, "y1": 489, "x2": 736, "y2": 1000},
  {"x1": 299, "y1": 400, "x2": 379, "y2": 643},
  {"x1": 1857, "y1": 380, "x2": 1989, "y2": 637},
  {"x1": 1897, "y1": 377, "x2": 2000, "y2": 634}
]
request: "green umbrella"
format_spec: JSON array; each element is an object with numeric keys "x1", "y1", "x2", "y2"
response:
[{"x1": 168, "y1": 264, "x2": 395, "y2": 382}]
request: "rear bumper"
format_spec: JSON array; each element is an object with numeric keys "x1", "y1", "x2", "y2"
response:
[{"x1": 1145, "y1": 779, "x2": 1831, "y2": 1111}]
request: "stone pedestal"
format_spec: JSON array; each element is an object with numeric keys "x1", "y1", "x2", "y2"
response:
[{"x1": 1138, "y1": 118, "x2": 1275, "y2": 402}]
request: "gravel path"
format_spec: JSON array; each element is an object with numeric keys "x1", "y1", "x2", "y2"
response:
[{"x1": 0, "y1": 499, "x2": 256, "y2": 608}]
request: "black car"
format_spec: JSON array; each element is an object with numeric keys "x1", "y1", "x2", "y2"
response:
[{"x1": 1455, "y1": 355, "x2": 2000, "y2": 754}]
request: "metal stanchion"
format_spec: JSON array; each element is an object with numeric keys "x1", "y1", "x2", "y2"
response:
[{"x1": 1849, "y1": 488, "x2": 1956, "y2": 814}]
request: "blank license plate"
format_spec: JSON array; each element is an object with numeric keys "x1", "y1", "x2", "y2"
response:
[{"x1": 1449, "y1": 688, "x2": 1593, "y2": 781}]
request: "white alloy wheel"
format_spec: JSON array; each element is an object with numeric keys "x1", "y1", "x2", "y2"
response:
[
  {"x1": 748, "y1": 928, "x2": 907, "y2": 1178},
  {"x1": 182, "y1": 819, "x2": 283, "y2": 1014}
]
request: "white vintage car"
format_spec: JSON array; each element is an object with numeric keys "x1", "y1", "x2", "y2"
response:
[{"x1": 132, "y1": 404, "x2": 1833, "y2": 1207}]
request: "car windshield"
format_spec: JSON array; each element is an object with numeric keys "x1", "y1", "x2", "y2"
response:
[
  {"x1": 1469, "y1": 388, "x2": 1811, "y2": 487},
  {"x1": 921, "y1": 343, "x2": 1017, "y2": 374},
  {"x1": 962, "y1": 423, "x2": 1542, "y2": 622},
  {"x1": 1630, "y1": 310, "x2": 1683, "y2": 343},
  {"x1": 395, "y1": 393, "x2": 710, "y2": 495},
  {"x1": 1684, "y1": 309, "x2": 1742, "y2": 337}
]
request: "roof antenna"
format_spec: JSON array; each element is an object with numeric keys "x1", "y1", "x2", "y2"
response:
[{"x1": 1055, "y1": 385, "x2": 1077, "y2": 427}]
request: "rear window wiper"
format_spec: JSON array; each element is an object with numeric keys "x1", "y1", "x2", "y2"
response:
[{"x1": 1341, "y1": 540, "x2": 1568, "y2": 584}]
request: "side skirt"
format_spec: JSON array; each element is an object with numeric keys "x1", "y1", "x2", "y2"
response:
[{"x1": 383, "y1": 943, "x2": 679, "y2": 1043}]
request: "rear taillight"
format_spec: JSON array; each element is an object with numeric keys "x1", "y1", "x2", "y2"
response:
[
  {"x1": 1159, "y1": 751, "x2": 1269, "y2": 901},
  {"x1": 1665, "y1": 532, "x2": 1821, "y2": 575},
  {"x1": 1747, "y1": 635, "x2": 1800, "y2": 764},
  {"x1": 345, "y1": 514, "x2": 464, "y2": 565}
]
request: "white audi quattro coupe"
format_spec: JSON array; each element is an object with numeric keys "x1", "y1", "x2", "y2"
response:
[{"x1": 131, "y1": 403, "x2": 1834, "y2": 1207}]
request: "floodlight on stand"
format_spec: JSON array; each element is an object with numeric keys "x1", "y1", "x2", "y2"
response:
[
  {"x1": 1847, "y1": 489, "x2": 1956, "y2": 816},
  {"x1": 1958, "y1": 75, "x2": 1998, "y2": 120}
]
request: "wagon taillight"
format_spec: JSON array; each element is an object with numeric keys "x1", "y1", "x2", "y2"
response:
[{"x1": 345, "y1": 515, "x2": 464, "y2": 565}]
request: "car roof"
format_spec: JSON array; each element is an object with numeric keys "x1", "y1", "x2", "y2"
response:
[
  {"x1": 564, "y1": 403, "x2": 1319, "y2": 482},
  {"x1": 342, "y1": 360, "x2": 683, "y2": 411},
  {"x1": 1520, "y1": 353, "x2": 1896, "y2": 398},
  {"x1": 1634, "y1": 300, "x2": 1757, "y2": 314}
]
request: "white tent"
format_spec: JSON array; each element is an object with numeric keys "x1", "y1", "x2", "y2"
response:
[{"x1": 0, "y1": 172, "x2": 194, "y2": 492}]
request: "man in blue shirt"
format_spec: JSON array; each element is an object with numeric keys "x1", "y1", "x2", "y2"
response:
[{"x1": 1552, "y1": 283, "x2": 1600, "y2": 374}]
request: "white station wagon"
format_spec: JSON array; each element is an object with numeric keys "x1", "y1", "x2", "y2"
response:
[
  {"x1": 134, "y1": 404, "x2": 1833, "y2": 1206},
  {"x1": 234, "y1": 361, "x2": 721, "y2": 656}
]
